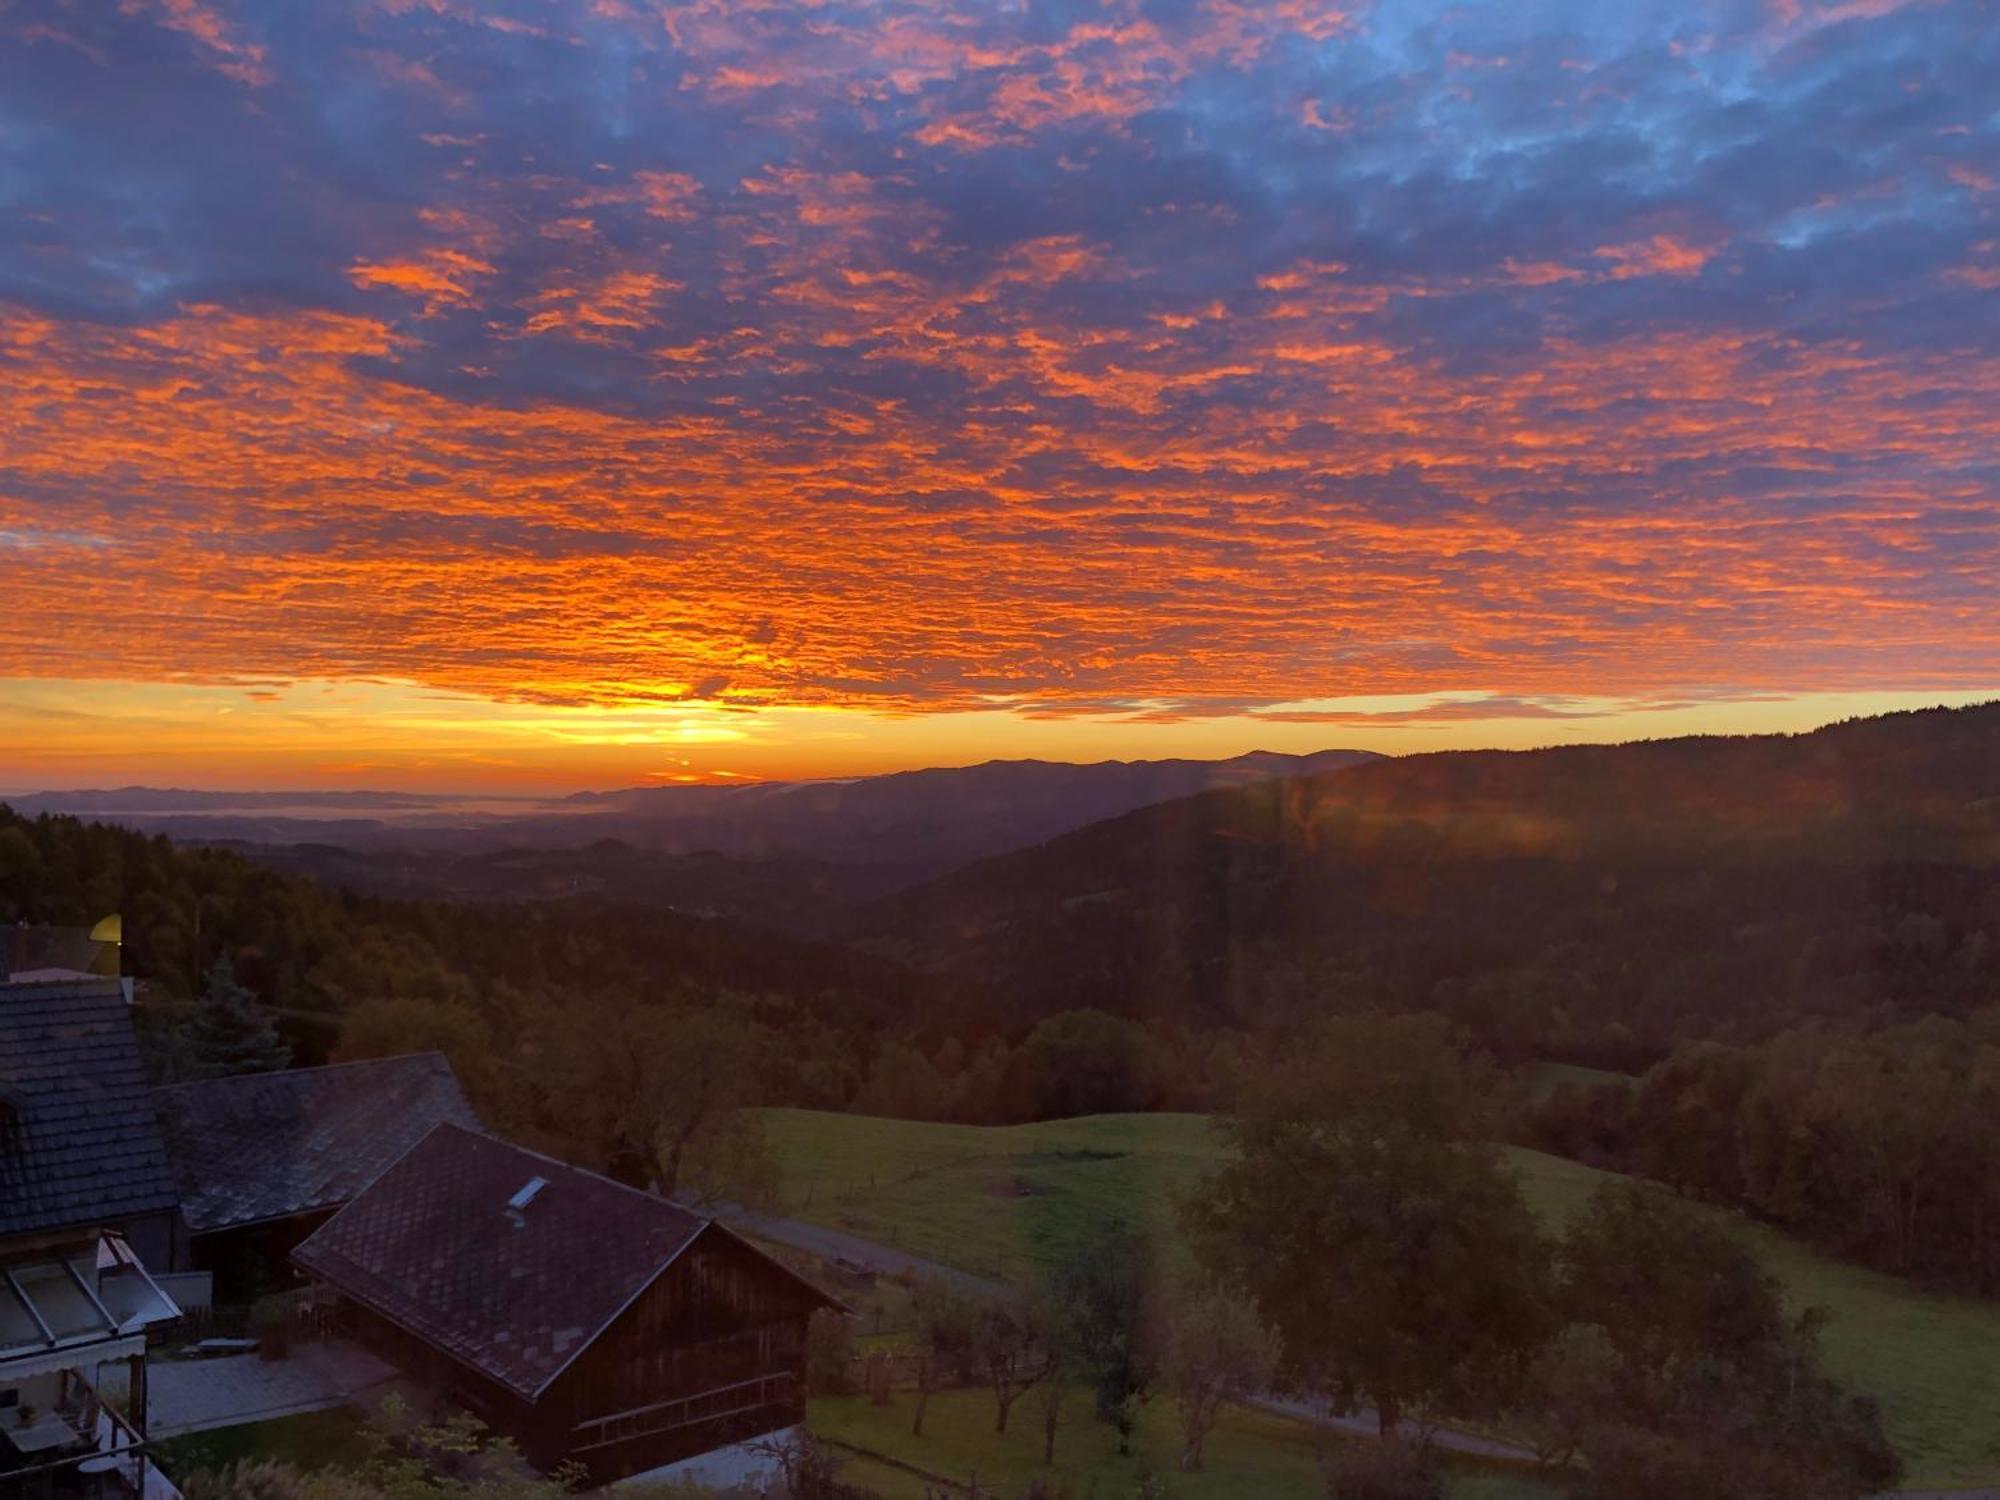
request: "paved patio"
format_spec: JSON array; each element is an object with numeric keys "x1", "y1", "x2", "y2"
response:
[{"x1": 148, "y1": 1341, "x2": 399, "y2": 1437}]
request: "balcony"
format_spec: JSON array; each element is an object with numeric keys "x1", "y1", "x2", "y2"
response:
[
  {"x1": 569, "y1": 1370, "x2": 800, "y2": 1455},
  {"x1": 1, "y1": 1234, "x2": 184, "y2": 1499},
  {"x1": 0, "y1": 1368, "x2": 180, "y2": 1500}
]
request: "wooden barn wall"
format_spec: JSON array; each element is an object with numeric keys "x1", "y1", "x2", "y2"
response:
[
  {"x1": 547, "y1": 1226, "x2": 818, "y2": 1426},
  {"x1": 341, "y1": 1303, "x2": 556, "y2": 1462}
]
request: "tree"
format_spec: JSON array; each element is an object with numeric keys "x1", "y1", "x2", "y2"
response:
[
  {"x1": 910, "y1": 1279, "x2": 978, "y2": 1438},
  {"x1": 1029, "y1": 1361, "x2": 1072, "y2": 1466},
  {"x1": 527, "y1": 992, "x2": 769, "y2": 1197},
  {"x1": 1185, "y1": 1017, "x2": 1551, "y2": 1433},
  {"x1": 335, "y1": 996, "x2": 509, "y2": 1115},
  {"x1": 1627, "y1": 1042, "x2": 1757, "y2": 1202},
  {"x1": 1557, "y1": 1181, "x2": 1901, "y2": 1499},
  {"x1": 0, "y1": 826, "x2": 43, "y2": 920},
  {"x1": 1498, "y1": 1323, "x2": 1622, "y2": 1471},
  {"x1": 973, "y1": 1297, "x2": 1055, "y2": 1435},
  {"x1": 855, "y1": 1040, "x2": 955, "y2": 1120},
  {"x1": 806, "y1": 1307, "x2": 856, "y2": 1397},
  {"x1": 1152, "y1": 1278, "x2": 1276, "y2": 1471},
  {"x1": 1561, "y1": 1180, "x2": 1783, "y2": 1376},
  {"x1": 185, "y1": 957, "x2": 292, "y2": 1078},
  {"x1": 1010, "y1": 1009, "x2": 1159, "y2": 1119},
  {"x1": 748, "y1": 1430, "x2": 855, "y2": 1500},
  {"x1": 1043, "y1": 1223, "x2": 1151, "y2": 1454}
]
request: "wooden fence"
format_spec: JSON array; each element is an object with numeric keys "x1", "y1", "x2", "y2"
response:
[{"x1": 156, "y1": 1284, "x2": 344, "y2": 1346}]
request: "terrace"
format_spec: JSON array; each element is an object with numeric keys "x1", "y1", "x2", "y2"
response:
[{"x1": 0, "y1": 1233, "x2": 182, "y2": 1499}]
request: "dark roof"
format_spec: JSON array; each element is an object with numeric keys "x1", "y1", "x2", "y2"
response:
[
  {"x1": 0, "y1": 979, "x2": 179, "y2": 1240},
  {"x1": 155, "y1": 1053, "x2": 480, "y2": 1235},
  {"x1": 293, "y1": 1124, "x2": 736, "y2": 1399}
]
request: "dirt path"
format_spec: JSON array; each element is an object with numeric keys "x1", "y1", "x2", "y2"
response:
[
  {"x1": 699, "y1": 1198, "x2": 1008, "y2": 1300},
  {"x1": 1245, "y1": 1394, "x2": 1535, "y2": 1464}
]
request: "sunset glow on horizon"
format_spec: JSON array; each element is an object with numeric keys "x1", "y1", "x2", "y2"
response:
[{"x1": 3, "y1": 0, "x2": 1996, "y2": 791}]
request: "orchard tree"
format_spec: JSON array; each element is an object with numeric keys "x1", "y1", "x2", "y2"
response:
[
  {"x1": 1030, "y1": 1356, "x2": 1072, "y2": 1466},
  {"x1": 1152, "y1": 1277, "x2": 1276, "y2": 1471},
  {"x1": 909, "y1": 1280, "x2": 977, "y2": 1439},
  {"x1": 1043, "y1": 1223, "x2": 1152, "y2": 1454},
  {"x1": 973, "y1": 1297, "x2": 1055, "y2": 1435}
]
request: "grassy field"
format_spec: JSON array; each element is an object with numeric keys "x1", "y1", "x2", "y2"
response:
[
  {"x1": 762, "y1": 1109, "x2": 2000, "y2": 1487},
  {"x1": 811, "y1": 1386, "x2": 1558, "y2": 1500},
  {"x1": 153, "y1": 1408, "x2": 374, "y2": 1480}
]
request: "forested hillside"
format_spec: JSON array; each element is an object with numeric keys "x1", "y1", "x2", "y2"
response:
[
  {"x1": 0, "y1": 804, "x2": 934, "y2": 1022},
  {"x1": 0, "y1": 804, "x2": 950, "y2": 1128},
  {"x1": 862, "y1": 703, "x2": 2000, "y2": 1064}
]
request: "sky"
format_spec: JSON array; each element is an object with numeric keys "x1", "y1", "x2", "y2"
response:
[{"x1": 1, "y1": 0, "x2": 1995, "y2": 791}]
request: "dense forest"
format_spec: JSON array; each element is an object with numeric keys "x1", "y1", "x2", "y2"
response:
[
  {"x1": 1523, "y1": 1012, "x2": 2000, "y2": 1294},
  {"x1": 0, "y1": 803, "x2": 933, "y2": 1032},
  {"x1": 0, "y1": 802, "x2": 1224, "y2": 1159},
  {"x1": 863, "y1": 703, "x2": 2000, "y2": 1064},
  {"x1": 0, "y1": 804, "x2": 960, "y2": 1147}
]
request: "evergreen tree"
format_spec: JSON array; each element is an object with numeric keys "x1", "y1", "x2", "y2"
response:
[{"x1": 185, "y1": 957, "x2": 292, "y2": 1078}]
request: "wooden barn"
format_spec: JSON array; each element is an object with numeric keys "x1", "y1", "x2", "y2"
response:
[
  {"x1": 291, "y1": 1123, "x2": 840, "y2": 1482},
  {"x1": 154, "y1": 1053, "x2": 478, "y2": 1303}
]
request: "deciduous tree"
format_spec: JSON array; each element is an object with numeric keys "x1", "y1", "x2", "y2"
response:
[
  {"x1": 973, "y1": 1297, "x2": 1055, "y2": 1435},
  {"x1": 1152, "y1": 1278, "x2": 1276, "y2": 1471},
  {"x1": 1186, "y1": 1017, "x2": 1551, "y2": 1434},
  {"x1": 910, "y1": 1280, "x2": 977, "y2": 1439},
  {"x1": 1043, "y1": 1223, "x2": 1151, "y2": 1454},
  {"x1": 527, "y1": 991, "x2": 770, "y2": 1197}
]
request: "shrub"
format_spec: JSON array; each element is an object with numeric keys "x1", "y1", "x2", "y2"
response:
[
  {"x1": 807, "y1": 1307, "x2": 856, "y2": 1396},
  {"x1": 1322, "y1": 1439, "x2": 1443, "y2": 1500}
]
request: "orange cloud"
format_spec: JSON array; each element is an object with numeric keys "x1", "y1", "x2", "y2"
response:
[
  {"x1": 3, "y1": 0, "x2": 1993, "y2": 782},
  {"x1": 348, "y1": 250, "x2": 498, "y2": 312},
  {"x1": 139, "y1": 0, "x2": 270, "y2": 85},
  {"x1": 2, "y1": 286, "x2": 1996, "y2": 725},
  {"x1": 1592, "y1": 235, "x2": 1713, "y2": 279}
]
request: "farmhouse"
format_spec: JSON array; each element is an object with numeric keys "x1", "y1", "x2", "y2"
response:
[
  {"x1": 153, "y1": 1053, "x2": 478, "y2": 1301},
  {"x1": 0, "y1": 978, "x2": 184, "y2": 1498},
  {"x1": 292, "y1": 1123, "x2": 841, "y2": 1482}
]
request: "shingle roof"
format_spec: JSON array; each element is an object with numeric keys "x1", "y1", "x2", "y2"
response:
[
  {"x1": 292, "y1": 1123, "x2": 717, "y2": 1400},
  {"x1": 0, "y1": 979, "x2": 179, "y2": 1239},
  {"x1": 154, "y1": 1053, "x2": 479, "y2": 1235}
]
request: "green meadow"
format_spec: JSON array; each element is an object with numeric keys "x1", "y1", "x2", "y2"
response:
[
  {"x1": 763, "y1": 1109, "x2": 2000, "y2": 1487},
  {"x1": 811, "y1": 1386, "x2": 1559, "y2": 1500}
]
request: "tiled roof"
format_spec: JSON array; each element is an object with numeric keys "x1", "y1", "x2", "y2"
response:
[
  {"x1": 155, "y1": 1053, "x2": 479, "y2": 1235},
  {"x1": 0, "y1": 979, "x2": 179, "y2": 1239},
  {"x1": 293, "y1": 1123, "x2": 715, "y2": 1400}
]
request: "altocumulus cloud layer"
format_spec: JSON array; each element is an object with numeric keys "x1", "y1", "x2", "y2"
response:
[{"x1": 0, "y1": 0, "x2": 1996, "y2": 715}]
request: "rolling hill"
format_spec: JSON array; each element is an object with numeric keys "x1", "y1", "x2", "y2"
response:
[{"x1": 857, "y1": 703, "x2": 2000, "y2": 1060}]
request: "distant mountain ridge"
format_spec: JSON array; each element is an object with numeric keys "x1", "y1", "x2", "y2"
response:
[
  {"x1": 537, "y1": 749, "x2": 1383, "y2": 864},
  {"x1": 2, "y1": 750, "x2": 1383, "y2": 922}
]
